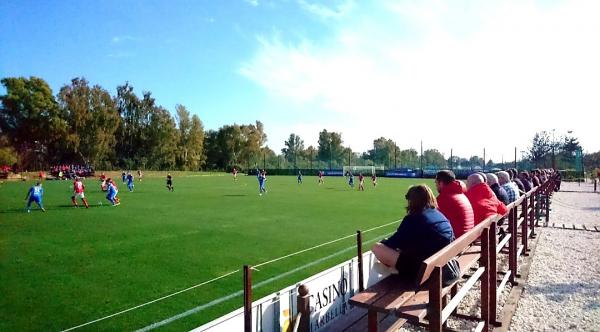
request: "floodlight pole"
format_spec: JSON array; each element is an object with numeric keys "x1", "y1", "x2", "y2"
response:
[
  {"x1": 450, "y1": 148, "x2": 453, "y2": 170},
  {"x1": 514, "y1": 147, "x2": 517, "y2": 169}
]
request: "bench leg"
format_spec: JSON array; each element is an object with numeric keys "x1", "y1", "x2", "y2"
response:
[{"x1": 368, "y1": 310, "x2": 378, "y2": 332}]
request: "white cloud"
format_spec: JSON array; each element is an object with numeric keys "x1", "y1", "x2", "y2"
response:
[
  {"x1": 244, "y1": 0, "x2": 259, "y2": 7},
  {"x1": 111, "y1": 35, "x2": 136, "y2": 44},
  {"x1": 242, "y1": 0, "x2": 600, "y2": 160},
  {"x1": 297, "y1": 0, "x2": 355, "y2": 19}
]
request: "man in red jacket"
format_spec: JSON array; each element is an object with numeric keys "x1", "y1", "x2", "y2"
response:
[
  {"x1": 435, "y1": 170, "x2": 474, "y2": 238},
  {"x1": 465, "y1": 173, "x2": 508, "y2": 225}
]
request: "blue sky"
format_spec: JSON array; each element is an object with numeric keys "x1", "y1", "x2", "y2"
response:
[{"x1": 1, "y1": 0, "x2": 599, "y2": 160}]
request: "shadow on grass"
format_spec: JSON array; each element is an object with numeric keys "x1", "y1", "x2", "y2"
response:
[{"x1": 0, "y1": 204, "x2": 107, "y2": 214}]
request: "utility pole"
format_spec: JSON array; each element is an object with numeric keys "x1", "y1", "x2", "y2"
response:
[
  {"x1": 450, "y1": 148, "x2": 453, "y2": 170},
  {"x1": 483, "y1": 148, "x2": 486, "y2": 172},
  {"x1": 420, "y1": 140, "x2": 424, "y2": 177}
]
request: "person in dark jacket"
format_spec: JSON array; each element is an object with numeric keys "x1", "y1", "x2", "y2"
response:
[
  {"x1": 485, "y1": 173, "x2": 510, "y2": 205},
  {"x1": 518, "y1": 171, "x2": 533, "y2": 192},
  {"x1": 510, "y1": 169, "x2": 525, "y2": 194},
  {"x1": 372, "y1": 184, "x2": 455, "y2": 283}
]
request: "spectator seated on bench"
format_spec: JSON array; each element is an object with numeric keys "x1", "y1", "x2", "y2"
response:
[
  {"x1": 435, "y1": 170, "x2": 475, "y2": 238},
  {"x1": 465, "y1": 173, "x2": 508, "y2": 226},
  {"x1": 371, "y1": 184, "x2": 459, "y2": 286}
]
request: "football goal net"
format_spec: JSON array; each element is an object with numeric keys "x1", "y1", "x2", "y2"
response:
[{"x1": 342, "y1": 165, "x2": 383, "y2": 176}]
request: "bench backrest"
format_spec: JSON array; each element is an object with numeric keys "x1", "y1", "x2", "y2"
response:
[{"x1": 415, "y1": 214, "x2": 498, "y2": 285}]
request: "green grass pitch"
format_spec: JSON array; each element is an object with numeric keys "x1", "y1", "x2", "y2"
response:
[{"x1": 0, "y1": 174, "x2": 433, "y2": 331}]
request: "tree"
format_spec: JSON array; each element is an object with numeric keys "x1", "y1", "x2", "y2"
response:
[
  {"x1": 281, "y1": 133, "x2": 304, "y2": 167},
  {"x1": 317, "y1": 130, "x2": 345, "y2": 167},
  {"x1": 423, "y1": 149, "x2": 447, "y2": 168},
  {"x1": 0, "y1": 77, "x2": 68, "y2": 168},
  {"x1": 145, "y1": 106, "x2": 178, "y2": 169},
  {"x1": 559, "y1": 134, "x2": 581, "y2": 169},
  {"x1": 57, "y1": 77, "x2": 120, "y2": 167},
  {"x1": 367, "y1": 137, "x2": 399, "y2": 167},
  {"x1": 175, "y1": 105, "x2": 205, "y2": 170},
  {"x1": 527, "y1": 131, "x2": 552, "y2": 168},
  {"x1": 469, "y1": 155, "x2": 484, "y2": 168},
  {"x1": 399, "y1": 149, "x2": 419, "y2": 168}
]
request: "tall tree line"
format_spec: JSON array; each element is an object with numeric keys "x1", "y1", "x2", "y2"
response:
[{"x1": 2, "y1": 76, "x2": 597, "y2": 172}]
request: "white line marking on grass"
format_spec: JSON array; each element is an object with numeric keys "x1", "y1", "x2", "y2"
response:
[
  {"x1": 253, "y1": 219, "x2": 400, "y2": 269},
  {"x1": 136, "y1": 233, "x2": 390, "y2": 331},
  {"x1": 60, "y1": 220, "x2": 400, "y2": 331},
  {"x1": 60, "y1": 270, "x2": 240, "y2": 332}
]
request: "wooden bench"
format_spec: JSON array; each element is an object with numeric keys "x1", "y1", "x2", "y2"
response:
[{"x1": 347, "y1": 215, "x2": 498, "y2": 332}]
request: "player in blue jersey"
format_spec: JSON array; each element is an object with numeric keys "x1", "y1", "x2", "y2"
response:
[
  {"x1": 25, "y1": 181, "x2": 46, "y2": 212},
  {"x1": 106, "y1": 178, "x2": 121, "y2": 206},
  {"x1": 297, "y1": 171, "x2": 303, "y2": 184},
  {"x1": 258, "y1": 170, "x2": 267, "y2": 195},
  {"x1": 126, "y1": 172, "x2": 134, "y2": 192},
  {"x1": 348, "y1": 172, "x2": 354, "y2": 188}
]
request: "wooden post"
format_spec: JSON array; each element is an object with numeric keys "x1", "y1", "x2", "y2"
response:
[
  {"x1": 429, "y1": 266, "x2": 443, "y2": 332},
  {"x1": 244, "y1": 265, "x2": 252, "y2": 332},
  {"x1": 508, "y1": 206, "x2": 517, "y2": 284},
  {"x1": 489, "y1": 221, "x2": 499, "y2": 326},
  {"x1": 297, "y1": 284, "x2": 310, "y2": 332},
  {"x1": 529, "y1": 194, "x2": 536, "y2": 237},
  {"x1": 594, "y1": 179, "x2": 597, "y2": 192},
  {"x1": 368, "y1": 310, "x2": 378, "y2": 332},
  {"x1": 357, "y1": 230, "x2": 365, "y2": 292},
  {"x1": 480, "y1": 227, "x2": 490, "y2": 331},
  {"x1": 521, "y1": 197, "x2": 529, "y2": 255}
]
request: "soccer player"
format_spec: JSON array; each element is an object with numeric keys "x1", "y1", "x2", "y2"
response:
[
  {"x1": 166, "y1": 173, "x2": 174, "y2": 192},
  {"x1": 233, "y1": 167, "x2": 238, "y2": 181},
  {"x1": 297, "y1": 171, "x2": 302, "y2": 184},
  {"x1": 348, "y1": 172, "x2": 355, "y2": 189},
  {"x1": 258, "y1": 170, "x2": 267, "y2": 195},
  {"x1": 106, "y1": 178, "x2": 120, "y2": 206},
  {"x1": 71, "y1": 177, "x2": 89, "y2": 208},
  {"x1": 121, "y1": 171, "x2": 126, "y2": 184},
  {"x1": 100, "y1": 172, "x2": 108, "y2": 192},
  {"x1": 318, "y1": 170, "x2": 324, "y2": 185},
  {"x1": 25, "y1": 181, "x2": 46, "y2": 212},
  {"x1": 126, "y1": 172, "x2": 134, "y2": 192},
  {"x1": 358, "y1": 173, "x2": 365, "y2": 191},
  {"x1": 138, "y1": 169, "x2": 143, "y2": 182},
  {"x1": 372, "y1": 173, "x2": 377, "y2": 187}
]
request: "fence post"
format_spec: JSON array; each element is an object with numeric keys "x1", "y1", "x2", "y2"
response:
[
  {"x1": 244, "y1": 265, "x2": 252, "y2": 332},
  {"x1": 509, "y1": 205, "x2": 518, "y2": 284},
  {"x1": 489, "y1": 221, "x2": 499, "y2": 326},
  {"x1": 480, "y1": 226, "x2": 490, "y2": 331},
  {"x1": 521, "y1": 197, "x2": 529, "y2": 255},
  {"x1": 297, "y1": 284, "x2": 310, "y2": 332},
  {"x1": 357, "y1": 230, "x2": 365, "y2": 292}
]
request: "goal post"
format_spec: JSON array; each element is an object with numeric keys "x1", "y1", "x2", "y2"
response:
[{"x1": 342, "y1": 165, "x2": 383, "y2": 176}]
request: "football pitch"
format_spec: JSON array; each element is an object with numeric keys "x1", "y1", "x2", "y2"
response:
[{"x1": 0, "y1": 174, "x2": 432, "y2": 331}]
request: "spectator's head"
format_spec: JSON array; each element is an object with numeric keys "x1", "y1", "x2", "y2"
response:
[
  {"x1": 467, "y1": 173, "x2": 485, "y2": 190},
  {"x1": 405, "y1": 184, "x2": 438, "y2": 214},
  {"x1": 478, "y1": 172, "x2": 487, "y2": 183},
  {"x1": 435, "y1": 170, "x2": 456, "y2": 193},
  {"x1": 486, "y1": 173, "x2": 499, "y2": 185},
  {"x1": 497, "y1": 171, "x2": 510, "y2": 185},
  {"x1": 519, "y1": 171, "x2": 529, "y2": 180},
  {"x1": 458, "y1": 180, "x2": 468, "y2": 193}
]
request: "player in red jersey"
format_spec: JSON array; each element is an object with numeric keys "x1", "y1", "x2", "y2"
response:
[
  {"x1": 371, "y1": 173, "x2": 377, "y2": 187},
  {"x1": 358, "y1": 173, "x2": 365, "y2": 191},
  {"x1": 71, "y1": 177, "x2": 89, "y2": 208},
  {"x1": 233, "y1": 167, "x2": 238, "y2": 181}
]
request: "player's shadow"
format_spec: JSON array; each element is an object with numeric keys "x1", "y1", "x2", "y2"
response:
[{"x1": 223, "y1": 194, "x2": 247, "y2": 197}]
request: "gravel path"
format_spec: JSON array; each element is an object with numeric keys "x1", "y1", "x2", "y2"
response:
[{"x1": 509, "y1": 182, "x2": 600, "y2": 331}]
